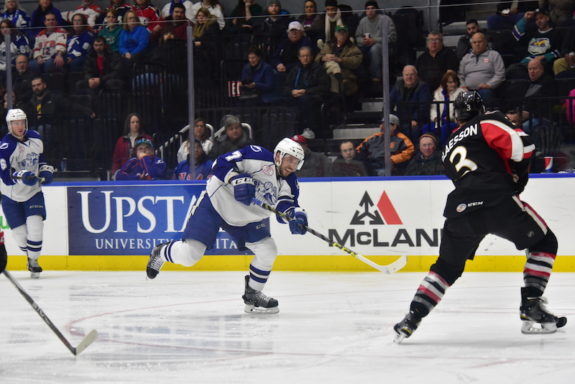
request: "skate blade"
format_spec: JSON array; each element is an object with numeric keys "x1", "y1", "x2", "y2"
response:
[
  {"x1": 244, "y1": 304, "x2": 279, "y2": 314},
  {"x1": 521, "y1": 320, "x2": 557, "y2": 334},
  {"x1": 30, "y1": 272, "x2": 41, "y2": 279},
  {"x1": 393, "y1": 332, "x2": 406, "y2": 344}
]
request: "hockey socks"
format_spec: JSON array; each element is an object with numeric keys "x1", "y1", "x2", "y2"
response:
[{"x1": 523, "y1": 251, "x2": 555, "y2": 296}]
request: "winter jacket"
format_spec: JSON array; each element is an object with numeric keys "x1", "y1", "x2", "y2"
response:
[
  {"x1": 284, "y1": 61, "x2": 330, "y2": 101},
  {"x1": 390, "y1": 79, "x2": 432, "y2": 131},
  {"x1": 416, "y1": 47, "x2": 459, "y2": 92},
  {"x1": 405, "y1": 152, "x2": 444, "y2": 176},
  {"x1": 83, "y1": 48, "x2": 123, "y2": 83},
  {"x1": 356, "y1": 131, "x2": 415, "y2": 175},
  {"x1": 241, "y1": 61, "x2": 281, "y2": 104}
]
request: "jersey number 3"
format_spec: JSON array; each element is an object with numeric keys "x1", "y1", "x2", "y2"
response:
[{"x1": 449, "y1": 146, "x2": 478, "y2": 177}]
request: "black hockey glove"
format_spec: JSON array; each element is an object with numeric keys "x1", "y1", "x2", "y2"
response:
[{"x1": 0, "y1": 233, "x2": 7, "y2": 273}]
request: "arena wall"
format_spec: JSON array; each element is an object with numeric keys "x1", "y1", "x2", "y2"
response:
[{"x1": 2, "y1": 174, "x2": 574, "y2": 272}]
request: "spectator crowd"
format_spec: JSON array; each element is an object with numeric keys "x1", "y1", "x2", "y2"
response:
[{"x1": 0, "y1": 0, "x2": 574, "y2": 178}]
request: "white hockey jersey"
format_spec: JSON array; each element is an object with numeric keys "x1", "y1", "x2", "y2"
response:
[
  {"x1": 207, "y1": 145, "x2": 300, "y2": 227},
  {"x1": 0, "y1": 130, "x2": 44, "y2": 202}
]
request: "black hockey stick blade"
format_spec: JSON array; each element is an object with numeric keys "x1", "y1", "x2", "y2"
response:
[
  {"x1": 2, "y1": 270, "x2": 98, "y2": 356},
  {"x1": 252, "y1": 198, "x2": 408, "y2": 273}
]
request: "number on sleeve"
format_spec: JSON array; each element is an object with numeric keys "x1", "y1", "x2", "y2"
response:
[{"x1": 224, "y1": 150, "x2": 242, "y2": 162}]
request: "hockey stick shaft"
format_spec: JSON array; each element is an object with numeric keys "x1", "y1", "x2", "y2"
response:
[
  {"x1": 2, "y1": 270, "x2": 97, "y2": 356},
  {"x1": 252, "y1": 199, "x2": 407, "y2": 274}
]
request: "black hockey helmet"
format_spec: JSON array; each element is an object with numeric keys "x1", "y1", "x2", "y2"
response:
[{"x1": 454, "y1": 90, "x2": 485, "y2": 122}]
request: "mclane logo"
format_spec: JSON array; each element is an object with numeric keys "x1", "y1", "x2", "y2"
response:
[{"x1": 328, "y1": 191, "x2": 441, "y2": 248}]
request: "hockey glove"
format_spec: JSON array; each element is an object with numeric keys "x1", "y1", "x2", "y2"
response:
[
  {"x1": 13, "y1": 170, "x2": 38, "y2": 186},
  {"x1": 230, "y1": 173, "x2": 255, "y2": 206},
  {"x1": 288, "y1": 208, "x2": 308, "y2": 235},
  {"x1": 39, "y1": 164, "x2": 55, "y2": 185}
]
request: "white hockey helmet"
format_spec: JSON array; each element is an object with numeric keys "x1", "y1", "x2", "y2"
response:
[
  {"x1": 274, "y1": 138, "x2": 305, "y2": 170},
  {"x1": 6, "y1": 108, "x2": 28, "y2": 136}
]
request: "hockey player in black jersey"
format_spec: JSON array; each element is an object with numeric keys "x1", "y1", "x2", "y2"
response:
[{"x1": 393, "y1": 91, "x2": 566, "y2": 343}]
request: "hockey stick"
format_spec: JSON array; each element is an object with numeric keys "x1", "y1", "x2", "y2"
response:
[
  {"x1": 252, "y1": 198, "x2": 407, "y2": 274},
  {"x1": 2, "y1": 270, "x2": 98, "y2": 356}
]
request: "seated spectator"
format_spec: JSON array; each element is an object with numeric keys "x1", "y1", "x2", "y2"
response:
[
  {"x1": 554, "y1": 27, "x2": 575, "y2": 77},
  {"x1": 230, "y1": 0, "x2": 263, "y2": 31},
  {"x1": 29, "y1": 12, "x2": 67, "y2": 73},
  {"x1": 416, "y1": 32, "x2": 459, "y2": 93},
  {"x1": 98, "y1": 9, "x2": 122, "y2": 52},
  {"x1": 115, "y1": 138, "x2": 167, "y2": 180},
  {"x1": 76, "y1": 37, "x2": 124, "y2": 93},
  {"x1": 159, "y1": 3, "x2": 190, "y2": 41},
  {"x1": 271, "y1": 21, "x2": 314, "y2": 76},
  {"x1": 355, "y1": 0, "x2": 397, "y2": 83},
  {"x1": 133, "y1": 0, "x2": 161, "y2": 34},
  {"x1": 331, "y1": 140, "x2": 368, "y2": 177},
  {"x1": 284, "y1": 46, "x2": 329, "y2": 137},
  {"x1": 0, "y1": 19, "x2": 31, "y2": 72},
  {"x1": 356, "y1": 114, "x2": 414, "y2": 176},
  {"x1": 255, "y1": 0, "x2": 291, "y2": 55},
  {"x1": 177, "y1": 117, "x2": 214, "y2": 162},
  {"x1": 405, "y1": 133, "x2": 444, "y2": 176},
  {"x1": 297, "y1": 0, "x2": 322, "y2": 43},
  {"x1": 458, "y1": 32, "x2": 505, "y2": 107},
  {"x1": 66, "y1": 13, "x2": 94, "y2": 72},
  {"x1": 316, "y1": 0, "x2": 343, "y2": 45},
  {"x1": 390, "y1": 65, "x2": 432, "y2": 140},
  {"x1": 62, "y1": 0, "x2": 102, "y2": 27},
  {"x1": 1, "y1": 0, "x2": 30, "y2": 29},
  {"x1": 291, "y1": 134, "x2": 332, "y2": 177},
  {"x1": 500, "y1": 59, "x2": 557, "y2": 132},
  {"x1": 111, "y1": 112, "x2": 153, "y2": 173},
  {"x1": 508, "y1": 9, "x2": 562, "y2": 78},
  {"x1": 30, "y1": 0, "x2": 64, "y2": 35},
  {"x1": 193, "y1": 7, "x2": 221, "y2": 81},
  {"x1": 107, "y1": 0, "x2": 132, "y2": 23},
  {"x1": 423, "y1": 69, "x2": 463, "y2": 146},
  {"x1": 174, "y1": 139, "x2": 213, "y2": 180},
  {"x1": 240, "y1": 47, "x2": 281, "y2": 104},
  {"x1": 160, "y1": 0, "x2": 192, "y2": 19},
  {"x1": 455, "y1": 19, "x2": 480, "y2": 60},
  {"x1": 28, "y1": 75, "x2": 95, "y2": 143},
  {"x1": 190, "y1": 0, "x2": 225, "y2": 30},
  {"x1": 210, "y1": 115, "x2": 253, "y2": 158},
  {"x1": 11, "y1": 55, "x2": 37, "y2": 102},
  {"x1": 316, "y1": 25, "x2": 363, "y2": 96},
  {"x1": 119, "y1": 10, "x2": 150, "y2": 62}
]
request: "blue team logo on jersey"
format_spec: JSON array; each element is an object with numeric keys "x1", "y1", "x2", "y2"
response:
[{"x1": 67, "y1": 184, "x2": 247, "y2": 255}]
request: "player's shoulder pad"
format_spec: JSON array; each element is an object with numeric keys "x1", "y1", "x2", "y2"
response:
[
  {"x1": 239, "y1": 145, "x2": 274, "y2": 162},
  {"x1": 26, "y1": 130, "x2": 42, "y2": 140},
  {"x1": 0, "y1": 136, "x2": 17, "y2": 155},
  {"x1": 481, "y1": 110, "x2": 509, "y2": 125}
]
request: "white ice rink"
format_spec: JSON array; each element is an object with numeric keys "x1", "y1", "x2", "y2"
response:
[{"x1": 1, "y1": 271, "x2": 574, "y2": 383}]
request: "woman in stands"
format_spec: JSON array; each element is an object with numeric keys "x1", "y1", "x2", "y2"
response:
[
  {"x1": 177, "y1": 117, "x2": 214, "y2": 163},
  {"x1": 425, "y1": 69, "x2": 464, "y2": 146},
  {"x1": 111, "y1": 113, "x2": 153, "y2": 174},
  {"x1": 0, "y1": 19, "x2": 31, "y2": 72},
  {"x1": 119, "y1": 9, "x2": 150, "y2": 62}
]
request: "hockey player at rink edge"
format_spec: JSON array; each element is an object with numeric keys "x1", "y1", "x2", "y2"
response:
[
  {"x1": 146, "y1": 138, "x2": 308, "y2": 314},
  {"x1": 0, "y1": 109, "x2": 54, "y2": 279},
  {"x1": 394, "y1": 91, "x2": 566, "y2": 342}
]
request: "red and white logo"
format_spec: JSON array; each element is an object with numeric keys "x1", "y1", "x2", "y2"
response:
[{"x1": 350, "y1": 191, "x2": 402, "y2": 225}]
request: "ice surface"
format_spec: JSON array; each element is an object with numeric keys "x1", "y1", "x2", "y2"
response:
[{"x1": 1, "y1": 271, "x2": 573, "y2": 383}]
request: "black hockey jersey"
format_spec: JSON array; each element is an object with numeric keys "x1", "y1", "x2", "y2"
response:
[{"x1": 441, "y1": 111, "x2": 534, "y2": 218}]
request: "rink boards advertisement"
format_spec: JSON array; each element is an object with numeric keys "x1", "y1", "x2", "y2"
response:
[{"x1": 1, "y1": 176, "x2": 575, "y2": 271}]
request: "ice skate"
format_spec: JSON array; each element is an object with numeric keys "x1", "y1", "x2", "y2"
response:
[
  {"x1": 27, "y1": 257, "x2": 42, "y2": 279},
  {"x1": 146, "y1": 242, "x2": 168, "y2": 279},
  {"x1": 242, "y1": 275, "x2": 279, "y2": 314},
  {"x1": 393, "y1": 312, "x2": 421, "y2": 343},
  {"x1": 520, "y1": 287, "x2": 567, "y2": 334}
]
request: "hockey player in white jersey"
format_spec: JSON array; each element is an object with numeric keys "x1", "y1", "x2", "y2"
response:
[
  {"x1": 0, "y1": 109, "x2": 54, "y2": 278},
  {"x1": 146, "y1": 138, "x2": 308, "y2": 313}
]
